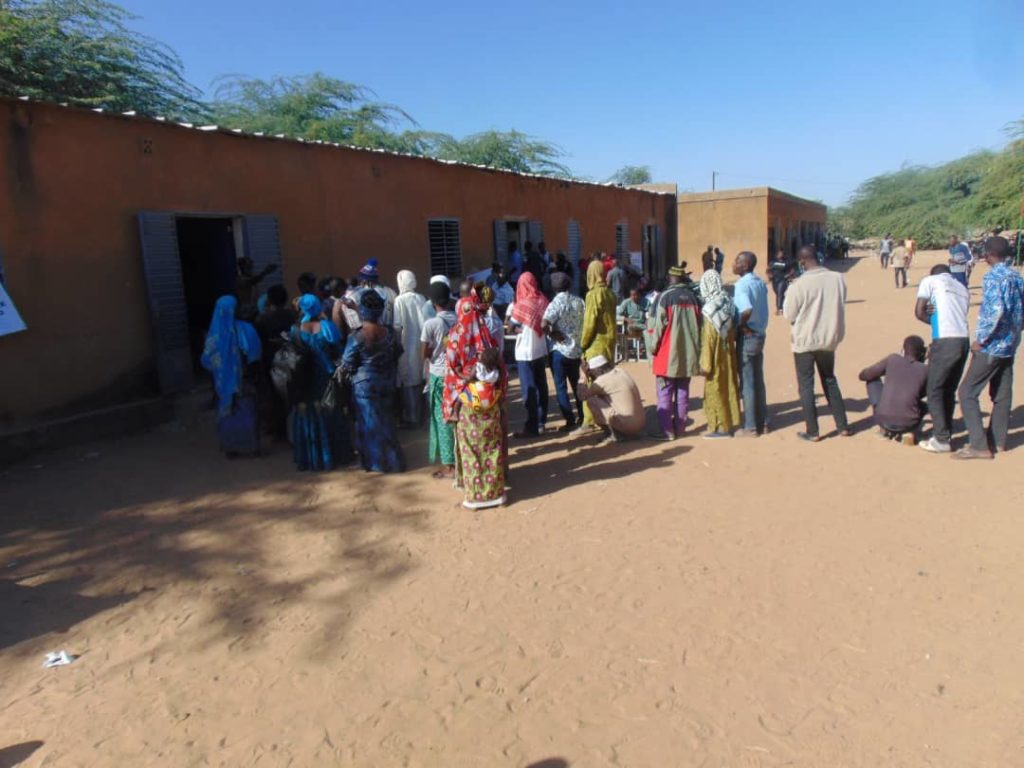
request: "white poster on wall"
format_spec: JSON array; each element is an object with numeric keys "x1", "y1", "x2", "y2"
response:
[
  {"x1": 0, "y1": 282, "x2": 27, "y2": 336},
  {"x1": 629, "y1": 251, "x2": 643, "y2": 273}
]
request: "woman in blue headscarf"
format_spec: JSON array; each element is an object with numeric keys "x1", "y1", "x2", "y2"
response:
[
  {"x1": 289, "y1": 293, "x2": 353, "y2": 471},
  {"x1": 341, "y1": 290, "x2": 406, "y2": 473},
  {"x1": 201, "y1": 295, "x2": 263, "y2": 456}
]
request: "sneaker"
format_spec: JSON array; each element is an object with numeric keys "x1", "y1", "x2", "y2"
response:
[
  {"x1": 918, "y1": 437, "x2": 951, "y2": 454},
  {"x1": 734, "y1": 428, "x2": 758, "y2": 438},
  {"x1": 569, "y1": 424, "x2": 598, "y2": 437}
]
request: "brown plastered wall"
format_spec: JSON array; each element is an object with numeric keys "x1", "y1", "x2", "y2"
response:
[
  {"x1": 676, "y1": 192, "x2": 768, "y2": 269},
  {"x1": 766, "y1": 192, "x2": 827, "y2": 253},
  {"x1": 0, "y1": 99, "x2": 674, "y2": 428}
]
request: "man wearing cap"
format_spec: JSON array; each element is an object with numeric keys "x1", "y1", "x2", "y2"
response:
[
  {"x1": 651, "y1": 264, "x2": 702, "y2": 439},
  {"x1": 355, "y1": 259, "x2": 396, "y2": 326},
  {"x1": 576, "y1": 355, "x2": 645, "y2": 440}
]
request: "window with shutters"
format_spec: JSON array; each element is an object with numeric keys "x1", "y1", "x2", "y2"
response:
[
  {"x1": 428, "y1": 219, "x2": 462, "y2": 277},
  {"x1": 615, "y1": 222, "x2": 629, "y2": 257}
]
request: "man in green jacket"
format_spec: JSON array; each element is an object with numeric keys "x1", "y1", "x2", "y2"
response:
[{"x1": 651, "y1": 265, "x2": 703, "y2": 439}]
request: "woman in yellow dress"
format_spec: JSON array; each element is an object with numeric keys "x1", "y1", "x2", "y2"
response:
[
  {"x1": 575, "y1": 260, "x2": 617, "y2": 433},
  {"x1": 698, "y1": 270, "x2": 742, "y2": 438}
]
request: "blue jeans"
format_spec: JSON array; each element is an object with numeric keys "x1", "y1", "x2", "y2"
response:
[
  {"x1": 739, "y1": 334, "x2": 767, "y2": 432},
  {"x1": 517, "y1": 357, "x2": 549, "y2": 434},
  {"x1": 550, "y1": 351, "x2": 583, "y2": 426}
]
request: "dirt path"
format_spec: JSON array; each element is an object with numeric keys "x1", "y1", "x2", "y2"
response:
[{"x1": 2, "y1": 250, "x2": 1023, "y2": 767}]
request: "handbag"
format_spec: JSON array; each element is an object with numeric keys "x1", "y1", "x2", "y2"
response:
[{"x1": 322, "y1": 365, "x2": 351, "y2": 414}]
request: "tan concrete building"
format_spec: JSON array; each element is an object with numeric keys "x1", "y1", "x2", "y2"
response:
[{"x1": 676, "y1": 187, "x2": 827, "y2": 270}]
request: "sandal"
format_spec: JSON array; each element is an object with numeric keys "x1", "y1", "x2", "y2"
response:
[
  {"x1": 431, "y1": 468, "x2": 455, "y2": 480},
  {"x1": 950, "y1": 447, "x2": 993, "y2": 460}
]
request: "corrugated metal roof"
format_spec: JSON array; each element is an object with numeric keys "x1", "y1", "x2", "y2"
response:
[{"x1": 6, "y1": 95, "x2": 673, "y2": 197}]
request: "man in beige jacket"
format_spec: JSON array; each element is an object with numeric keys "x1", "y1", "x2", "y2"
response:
[{"x1": 783, "y1": 246, "x2": 852, "y2": 442}]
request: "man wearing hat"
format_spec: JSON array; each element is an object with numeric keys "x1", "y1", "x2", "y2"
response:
[
  {"x1": 576, "y1": 355, "x2": 645, "y2": 440},
  {"x1": 650, "y1": 264, "x2": 702, "y2": 439},
  {"x1": 355, "y1": 259, "x2": 396, "y2": 326}
]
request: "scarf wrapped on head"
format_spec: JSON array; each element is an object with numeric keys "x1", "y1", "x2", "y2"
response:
[
  {"x1": 509, "y1": 272, "x2": 549, "y2": 335},
  {"x1": 442, "y1": 292, "x2": 503, "y2": 421},
  {"x1": 358, "y1": 289, "x2": 385, "y2": 323},
  {"x1": 699, "y1": 270, "x2": 735, "y2": 335},
  {"x1": 200, "y1": 295, "x2": 261, "y2": 416},
  {"x1": 298, "y1": 293, "x2": 341, "y2": 342},
  {"x1": 587, "y1": 259, "x2": 607, "y2": 290},
  {"x1": 397, "y1": 270, "x2": 417, "y2": 295}
]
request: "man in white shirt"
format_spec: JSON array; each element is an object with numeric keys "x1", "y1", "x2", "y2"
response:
[
  {"x1": 915, "y1": 264, "x2": 971, "y2": 453},
  {"x1": 542, "y1": 272, "x2": 586, "y2": 430}
]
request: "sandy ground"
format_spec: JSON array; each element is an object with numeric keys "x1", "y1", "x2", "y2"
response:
[{"x1": 2, "y1": 250, "x2": 1023, "y2": 768}]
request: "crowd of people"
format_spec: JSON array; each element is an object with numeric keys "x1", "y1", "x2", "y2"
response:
[{"x1": 195, "y1": 233, "x2": 1024, "y2": 505}]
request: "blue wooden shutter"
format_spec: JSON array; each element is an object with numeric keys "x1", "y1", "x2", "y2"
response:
[
  {"x1": 528, "y1": 220, "x2": 544, "y2": 246},
  {"x1": 615, "y1": 222, "x2": 629, "y2": 258},
  {"x1": 493, "y1": 219, "x2": 507, "y2": 266},
  {"x1": 428, "y1": 219, "x2": 463, "y2": 277},
  {"x1": 567, "y1": 219, "x2": 582, "y2": 294},
  {"x1": 137, "y1": 212, "x2": 194, "y2": 394},
  {"x1": 243, "y1": 215, "x2": 282, "y2": 292}
]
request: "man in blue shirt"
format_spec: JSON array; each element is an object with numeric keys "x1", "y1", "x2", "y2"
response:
[
  {"x1": 953, "y1": 236, "x2": 1024, "y2": 459},
  {"x1": 732, "y1": 251, "x2": 771, "y2": 436},
  {"x1": 507, "y1": 242, "x2": 524, "y2": 286},
  {"x1": 947, "y1": 235, "x2": 973, "y2": 289}
]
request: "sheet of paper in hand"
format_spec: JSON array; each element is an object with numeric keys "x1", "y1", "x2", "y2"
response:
[{"x1": 0, "y1": 282, "x2": 27, "y2": 336}]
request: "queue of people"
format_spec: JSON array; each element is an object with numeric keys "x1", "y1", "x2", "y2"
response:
[{"x1": 196, "y1": 234, "x2": 1024, "y2": 506}]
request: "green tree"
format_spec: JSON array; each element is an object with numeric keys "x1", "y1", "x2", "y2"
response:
[
  {"x1": 608, "y1": 165, "x2": 653, "y2": 185},
  {"x1": 208, "y1": 73, "x2": 416, "y2": 147},
  {"x1": 830, "y1": 123, "x2": 1023, "y2": 248},
  {"x1": 0, "y1": 0, "x2": 204, "y2": 119},
  {"x1": 430, "y1": 130, "x2": 571, "y2": 176}
]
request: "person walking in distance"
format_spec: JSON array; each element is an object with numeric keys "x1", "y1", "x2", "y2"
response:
[
  {"x1": 879, "y1": 234, "x2": 892, "y2": 269},
  {"x1": 768, "y1": 249, "x2": 794, "y2": 315},
  {"x1": 732, "y1": 252, "x2": 770, "y2": 436},
  {"x1": 783, "y1": 246, "x2": 852, "y2": 442},
  {"x1": 947, "y1": 235, "x2": 972, "y2": 289},
  {"x1": 915, "y1": 264, "x2": 970, "y2": 453},
  {"x1": 952, "y1": 237, "x2": 1024, "y2": 459},
  {"x1": 890, "y1": 239, "x2": 911, "y2": 288}
]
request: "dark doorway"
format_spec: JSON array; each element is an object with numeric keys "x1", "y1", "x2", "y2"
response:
[{"x1": 175, "y1": 217, "x2": 238, "y2": 371}]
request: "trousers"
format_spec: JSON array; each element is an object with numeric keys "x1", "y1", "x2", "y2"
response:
[
  {"x1": 738, "y1": 334, "x2": 767, "y2": 432},
  {"x1": 794, "y1": 350, "x2": 849, "y2": 437},
  {"x1": 656, "y1": 376, "x2": 689, "y2": 437},
  {"x1": 550, "y1": 351, "x2": 583, "y2": 426},
  {"x1": 927, "y1": 337, "x2": 969, "y2": 444},
  {"x1": 517, "y1": 357, "x2": 549, "y2": 434},
  {"x1": 958, "y1": 352, "x2": 1014, "y2": 451}
]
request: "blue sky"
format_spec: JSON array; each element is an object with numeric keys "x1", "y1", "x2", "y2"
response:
[{"x1": 121, "y1": 0, "x2": 1023, "y2": 206}]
